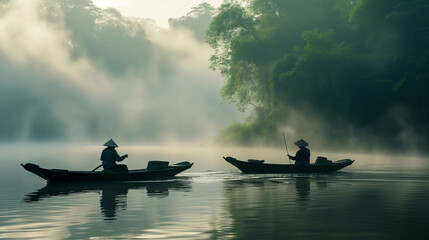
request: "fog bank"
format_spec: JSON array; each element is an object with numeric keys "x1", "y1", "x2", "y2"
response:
[{"x1": 0, "y1": 0, "x2": 242, "y2": 144}]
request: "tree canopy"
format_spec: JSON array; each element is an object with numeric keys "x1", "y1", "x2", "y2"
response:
[{"x1": 207, "y1": 0, "x2": 429, "y2": 151}]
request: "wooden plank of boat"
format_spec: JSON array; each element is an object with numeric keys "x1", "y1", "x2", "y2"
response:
[
  {"x1": 223, "y1": 156, "x2": 354, "y2": 174},
  {"x1": 21, "y1": 161, "x2": 193, "y2": 182}
]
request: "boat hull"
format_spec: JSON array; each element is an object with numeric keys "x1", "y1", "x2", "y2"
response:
[
  {"x1": 22, "y1": 162, "x2": 193, "y2": 182},
  {"x1": 224, "y1": 156, "x2": 354, "y2": 174}
]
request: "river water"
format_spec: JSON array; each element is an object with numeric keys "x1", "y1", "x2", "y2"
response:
[{"x1": 0, "y1": 144, "x2": 428, "y2": 239}]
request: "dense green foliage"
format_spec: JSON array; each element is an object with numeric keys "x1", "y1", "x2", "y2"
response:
[{"x1": 207, "y1": 0, "x2": 429, "y2": 151}]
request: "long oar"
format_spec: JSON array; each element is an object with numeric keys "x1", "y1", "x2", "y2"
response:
[
  {"x1": 283, "y1": 132, "x2": 291, "y2": 164},
  {"x1": 92, "y1": 164, "x2": 102, "y2": 172}
]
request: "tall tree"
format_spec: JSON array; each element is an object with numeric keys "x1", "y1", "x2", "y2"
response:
[{"x1": 207, "y1": 0, "x2": 429, "y2": 151}]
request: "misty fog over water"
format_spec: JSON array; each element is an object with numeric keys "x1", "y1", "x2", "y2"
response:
[
  {"x1": 1, "y1": 0, "x2": 428, "y2": 238},
  {"x1": 1, "y1": 0, "x2": 428, "y2": 153},
  {"x1": 1, "y1": 144, "x2": 428, "y2": 239},
  {"x1": 0, "y1": 0, "x2": 242, "y2": 144}
]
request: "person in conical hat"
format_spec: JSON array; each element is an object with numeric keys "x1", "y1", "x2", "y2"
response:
[
  {"x1": 288, "y1": 139, "x2": 310, "y2": 165},
  {"x1": 100, "y1": 139, "x2": 129, "y2": 172},
  {"x1": 103, "y1": 139, "x2": 118, "y2": 148},
  {"x1": 294, "y1": 139, "x2": 309, "y2": 147}
]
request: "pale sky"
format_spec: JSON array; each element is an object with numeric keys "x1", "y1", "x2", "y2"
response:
[{"x1": 92, "y1": 0, "x2": 224, "y2": 28}]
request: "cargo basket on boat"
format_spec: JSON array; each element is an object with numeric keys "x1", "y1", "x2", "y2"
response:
[{"x1": 147, "y1": 161, "x2": 169, "y2": 171}]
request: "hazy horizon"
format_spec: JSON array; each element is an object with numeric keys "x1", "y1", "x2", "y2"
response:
[
  {"x1": 0, "y1": 0, "x2": 244, "y2": 145},
  {"x1": 1, "y1": 0, "x2": 428, "y2": 153}
]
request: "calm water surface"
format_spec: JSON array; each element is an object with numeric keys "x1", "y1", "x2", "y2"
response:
[{"x1": 0, "y1": 144, "x2": 428, "y2": 239}]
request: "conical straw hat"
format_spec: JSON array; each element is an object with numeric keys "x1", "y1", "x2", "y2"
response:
[
  {"x1": 294, "y1": 139, "x2": 309, "y2": 147},
  {"x1": 103, "y1": 139, "x2": 118, "y2": 147}
]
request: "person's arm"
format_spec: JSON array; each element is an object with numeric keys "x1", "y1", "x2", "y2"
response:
[
  {"x1": 288, "y1": 154, "x2": 296, "y2": 160},
  {"x1": 120, "y1": 154, "x2": 128, "y2": 161},
  {"x1": 290, "y1": 149, "x2": 302, "y2": 161},
  {"x1": 113, "y1": 150, "x2": 128, "y2": 162}
]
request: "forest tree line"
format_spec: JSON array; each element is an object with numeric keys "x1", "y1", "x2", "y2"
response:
[{"x1": 206, "y1": 0, "x2": 429, "y2": 151}]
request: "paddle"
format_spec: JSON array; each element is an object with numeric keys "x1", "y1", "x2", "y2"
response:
[
  {"x1": 92, "y1": 164, "x2": 102, "y2": 172},
  {"x1": 283, "y1": 132, "x2": 291, "y2": 164}
]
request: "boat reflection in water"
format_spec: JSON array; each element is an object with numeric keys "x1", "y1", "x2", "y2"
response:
[
  {"x1": 24, "y1": 178, "x2": 192, "y2": 221},
  {"x1": 295, "y1": 177, "x2": 310, "y2": 202},
  {"x1": 213, "y1": 174, "x2": 342, "y2": 239}
]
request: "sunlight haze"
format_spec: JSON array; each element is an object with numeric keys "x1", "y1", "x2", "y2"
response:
[
  {"x1": 1, "y1": 1, "x2": 428, "y2": 239},
  {"x1": 92, "y1": 0, "x2": 223, "y2": 28},
  {"x1": 0, "y1": 0, "x2": 242, "y2": 144}
]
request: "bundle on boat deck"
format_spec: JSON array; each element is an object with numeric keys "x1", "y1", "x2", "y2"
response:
[{"x1": 247, "y1": 159, "x2": 265, "y2": 164}]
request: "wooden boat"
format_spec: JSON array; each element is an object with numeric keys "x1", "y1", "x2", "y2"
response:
[
  {"x1": 223, "y1": 156, "x2": 354, "y2": 173},
  {"x1": 21, "y1": 161, "x2": 193, "y2": 182}
]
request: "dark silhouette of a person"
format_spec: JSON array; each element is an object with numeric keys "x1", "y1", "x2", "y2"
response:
[
  {"x1": 100, "y1": 139, "x2": 129, "y2": 172},
  {"x1": 288, "y1": 139, "x2": 310, "y2": 165}
]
